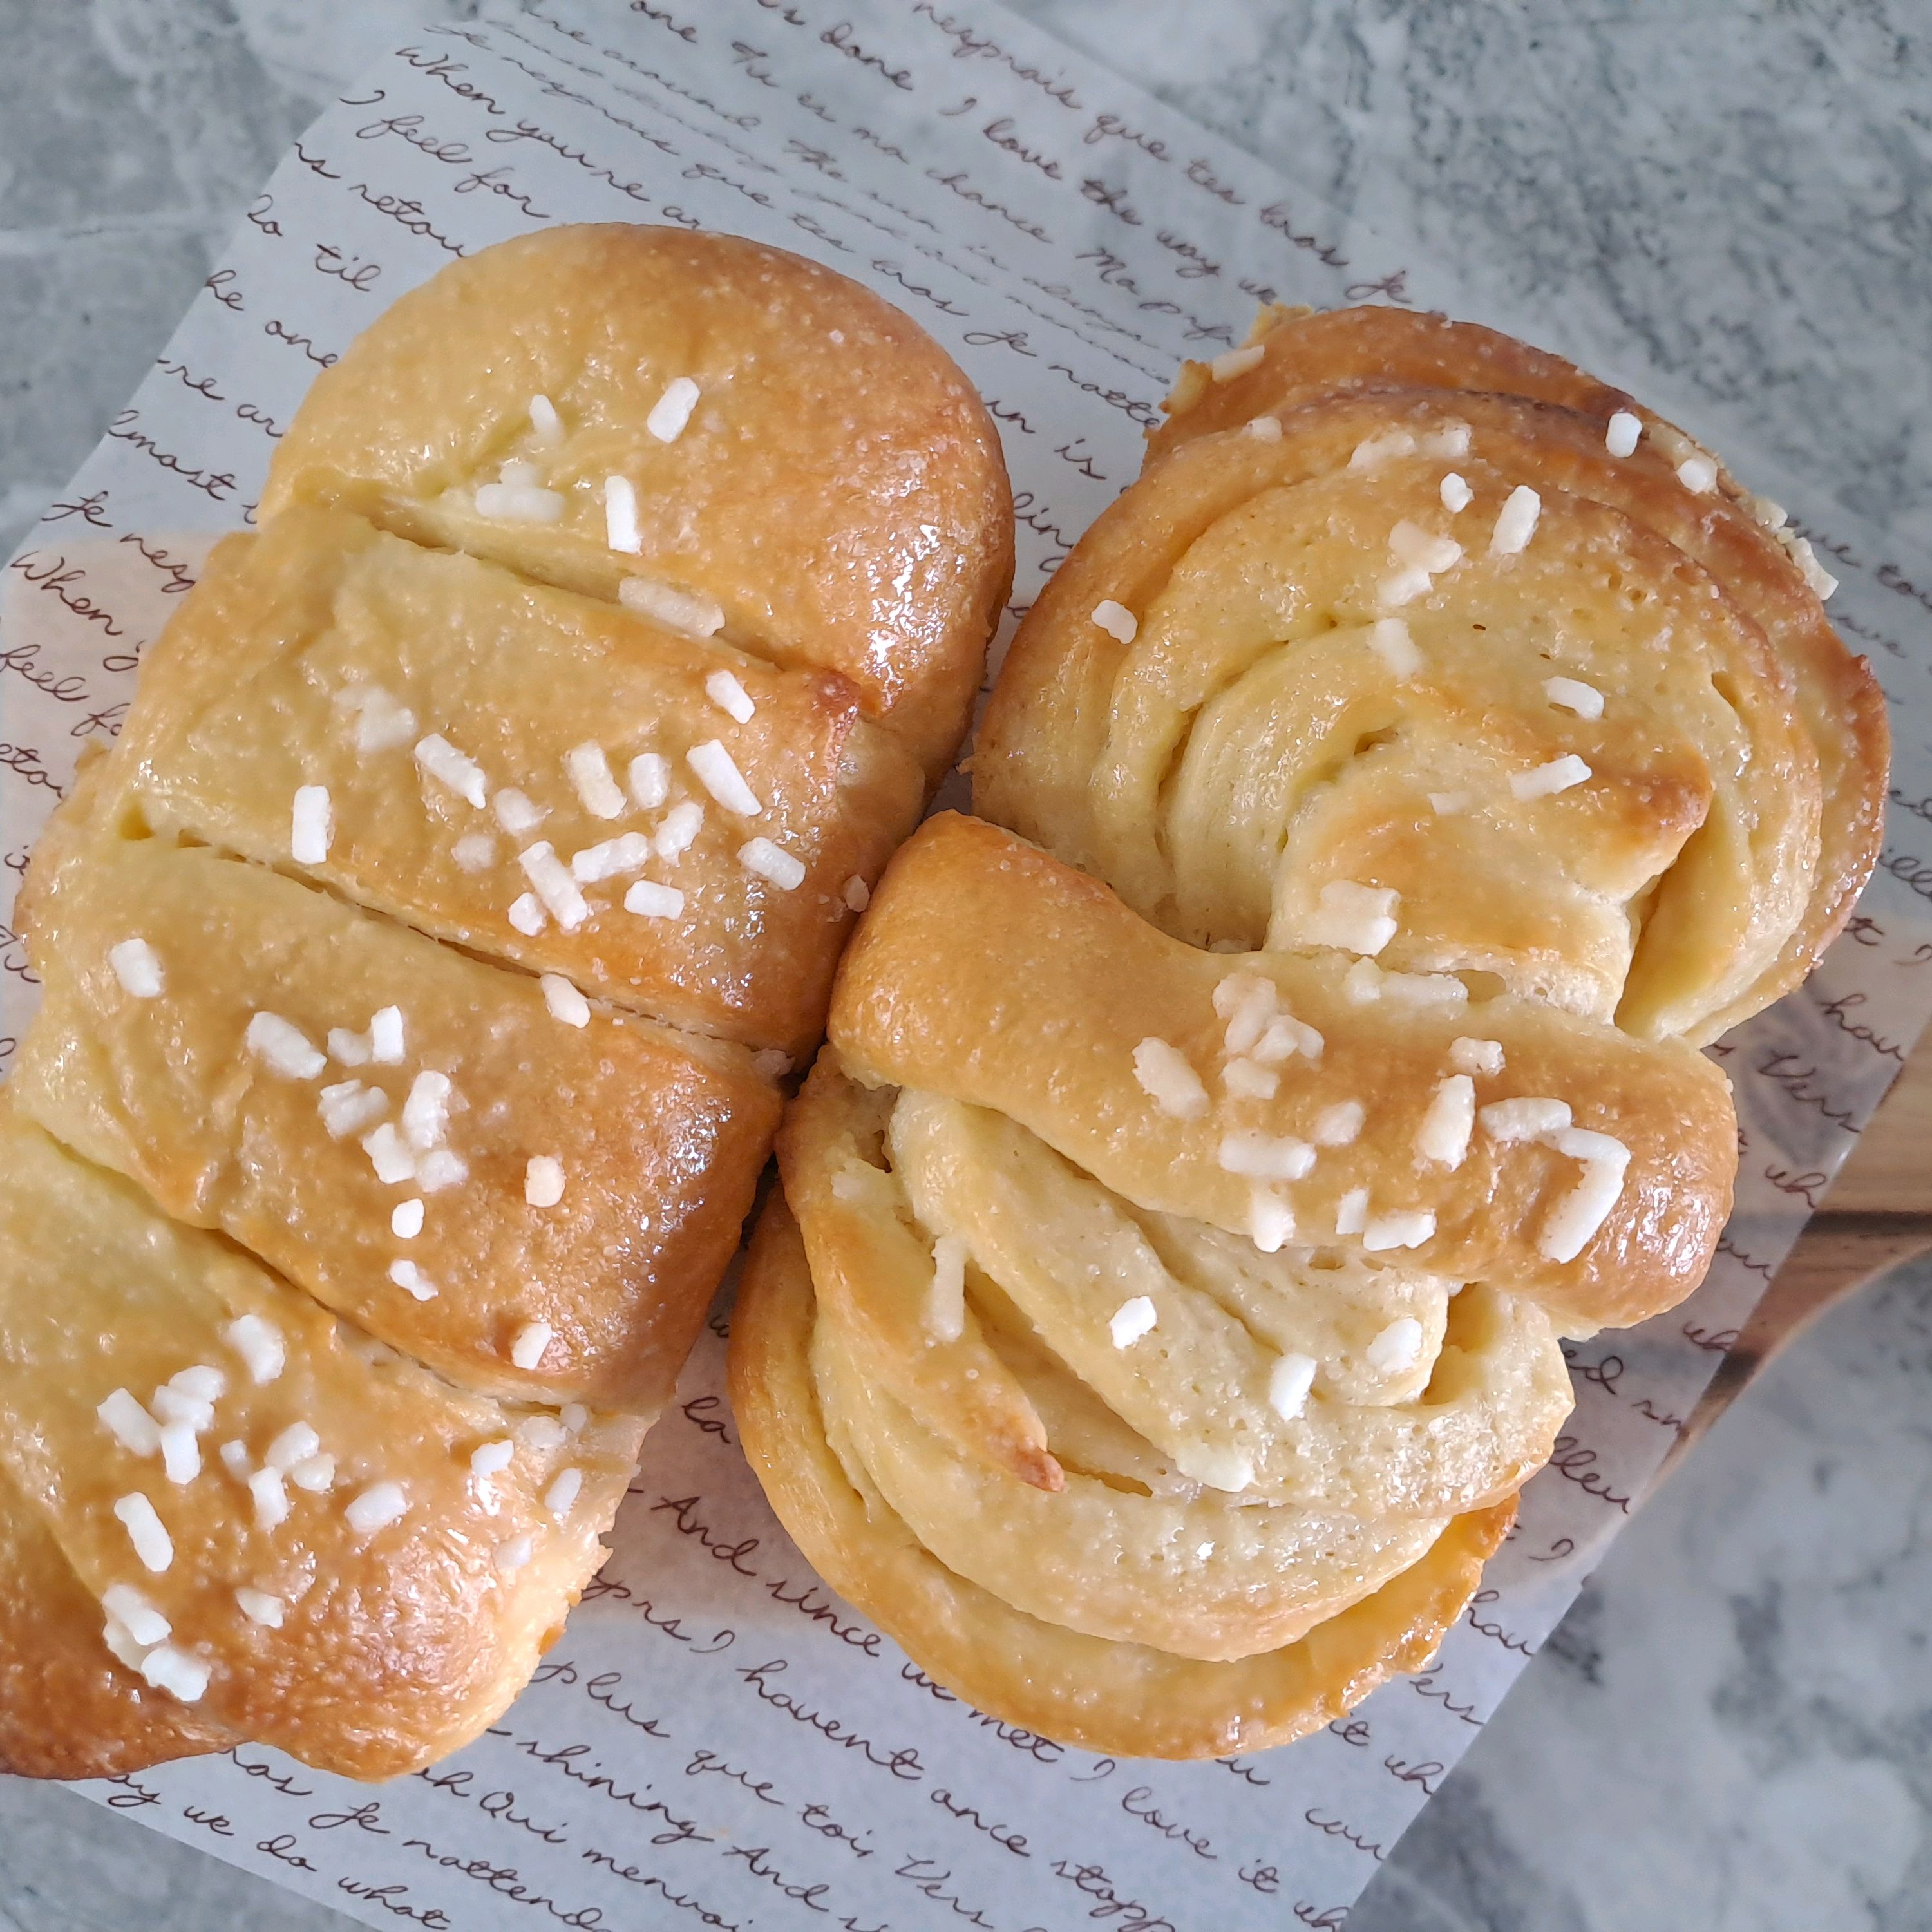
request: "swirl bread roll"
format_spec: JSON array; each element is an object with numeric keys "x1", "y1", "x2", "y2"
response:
[
  {"x1": 0, "y1": 225, "x2": 1011, "y2": 1779},
  {"x1": 733, "y1": 308, "x2": 1884, "y2": 1757}
]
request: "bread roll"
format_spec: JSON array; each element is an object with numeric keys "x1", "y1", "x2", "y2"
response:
[
  {"x1": 734, "y1": 309, "x2": 1884, "y2": 1756},
  {"x1": 0, "y1": 224, "x2": 1011, "y2": 1779}
]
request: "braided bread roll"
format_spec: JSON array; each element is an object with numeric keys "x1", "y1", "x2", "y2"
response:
[
  {"x1": 0, "y1": 225, "x2": 1010, "y2": 1779},
  {"x1": 733, "y1": 307, "x2": 1885, "y2": 1757}
]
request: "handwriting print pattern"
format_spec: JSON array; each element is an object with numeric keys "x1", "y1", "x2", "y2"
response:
[{"x1": 6, "y1": 3, "x2": 1932, "y2": 1925}]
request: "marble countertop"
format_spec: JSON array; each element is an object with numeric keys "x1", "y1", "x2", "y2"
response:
[{"x1": 3, "y1": 3, "x2": 1931, "y2": 1927}]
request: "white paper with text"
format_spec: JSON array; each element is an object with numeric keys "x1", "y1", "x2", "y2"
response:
[{"x1": 6, "y1": 4, "x2": 1932, "y2": 1926}]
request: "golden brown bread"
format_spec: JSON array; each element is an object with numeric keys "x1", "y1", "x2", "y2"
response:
[
  {"x1": 0, "y1": 1104, "x2": 641, "y2": 1780},
  {"x1": 262, "y1": 224, "x2": 1014, "y2": 779},
  {"x1": 1, "y1": 223, "x2": 1011, "y2": 1779},
  {"x1": 108, "y1": 505, "x2": 923, "y2": 1057},
  {"x1": 732, "y1": 1196, "x2": 1514, "y2": 1759},
  {"x1": 733, "y1": 306, "x2": 1886, "y2": 1757},
  {"x1": 14, "y1": 759, "x2": 778, "y2": 1411}
]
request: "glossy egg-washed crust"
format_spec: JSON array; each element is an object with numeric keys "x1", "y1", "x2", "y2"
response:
[
  {"x1": 0, "y1": 225, "x2": 1010, "y2": 1780},
  {"x1": 734, "y1": 307, "x2": 1885, "y2": 1757}
]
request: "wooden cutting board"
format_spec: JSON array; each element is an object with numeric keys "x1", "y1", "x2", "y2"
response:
[{"x1": 1671, "y1": 1030, "x2": 1932, "y2": 1463}]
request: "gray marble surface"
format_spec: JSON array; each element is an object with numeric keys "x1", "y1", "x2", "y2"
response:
[{"x1": 3, "y1": 2, "x2": 1931, "y2": 1927}]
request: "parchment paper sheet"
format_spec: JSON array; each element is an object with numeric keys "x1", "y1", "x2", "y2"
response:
[{"x1": 6, "y1": 5, "x2": 1932, "y2": 1926}]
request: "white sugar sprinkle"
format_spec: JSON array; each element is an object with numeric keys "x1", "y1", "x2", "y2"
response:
[
  {"x1": 223, "y1": 1315, "x2": 285, "y2": 1385},
  {"x1": 647, "y1": 375, "x2": 701, "y2": 442},
  {"x1": 345, "y1": 1482, "x2": 408, "y2": 1536},
  {"x1": 362, "y1": 1121, "x2": 417, "y2": 1186},
  {"x1": 1363, "y1": 1209, "x2": 1436, "y2": 1253},
  {"x1": 752, "y1": 1049, "x2": 792, "y2": 1080},
  {"x1": 109, "y1": 938, "x2": 164, "y2": 999},
  {"x1": 842, "y1": 875, "x2": 871, "y2": 913},
  {"x1": 453, "y1": 830, "x2": 497, "y2": 873},
  {"x1": 149, "y1": 1387, "x2": 210, "y2": 1433},
  {"x1": 518, "y1": 1416, "x2": 568, "y2": 1451},
  {"x1": 327, "y1": 1025, "x2": 371, "y2": 1066},
  {"x1": 472, "y1": 1439, "x2": 516, "y2": 1478},
  {"x1": 1209, "y1": 343, "x2": 1265, "y2": 381},
  {"x1": 1350, "y1": 428, "x2": 1416, "y2": 471},
  {"x1": 526, "y1": 1156, "x2": 565, "y2": 1208},
  {"x1": 1479, "y1": 1097, "x2": 1573, "y2": 1142},
  {"x1": 529, "y1": 393, "x2": 564, "y2": 447},
  {"x1": 1222, "y1": 1057, "x2": 1280, "y2": 1101},
  {"x1": 626, "y1": 753, "x2": 670, "y2": 811},
  {"x1": 561, "y1": 1405, "x2": 589, "y2": 1436},
  {"x1": 511, "y1": 1321, "x2": 554, "y2": 1371},
  {"x1": 475, "y1": 478, "x2": 564, "y2": 523},
  {"x1": 1544, "y1": 676, "x2": 1605, "y2": 719},
  {"x1": 289, "y1": 1454, "x2": 336, "y2": 1493},
  {"x1": 1132, "y1": 1037, "x2": 1208, "y2": 1119},
  {"x1": 571, "y1": 832, "x2": 652, "y2": 884},
  {"x1": 139, "y1": 1645, "x2": 210, "y2": 1703},
  {"x1": 566, "y1": 742, "x2": 627, "y2": 820},
  {"x1": 158, "y1": 1422, "x2": 200, "y2": 1485},
  {"x1": 401, "y1": 1069, "x2": 453, "y2": 1150},
  {"x1": 1091, "y1": 598, "x2": 1138, "y2": 644},
  {"x1": 1510, "y1": 754, "x2": 1592, "y2": 800},
  {"x1": 1449, "y1": 1037, "x2": 1505, "y2": 1077},
  {"x1": 1439, "y1": 471, "x2": 1473, "y2": 513},
  {"x1": 654, "y1": 799, "x2": 704, "y2": 861},
  {"x1": 1312, "y1": 1100, "x2": 1365, "y2": 1147},
  {"x1": 99, "y1": 1389, "x2": 162, "y2": 1458},
  {"x1": 390, "y1": 1258, "x2": 438, "y2": 1301},
  {"x1": 1218, "y1": 1131, "x2": 1317, "y2": 1182},
  {"x1": 1215, "y1": 972, "x2": 1278, "y2": 1054},
  {"x1": 495, "y1": 788, "x2": 545, "y2": 835},
  {"x1": 509, "y1": 892, "x2": 547, "y2": 936},
  {"x1": 739, "y1": 838, "x2": 805, "y2": 889},
  {"x1": 1305, "y1": 879, "x2": 1399, "y2": 957},
  {"x1": 1428, "y1": 790, "x2": 1473, "y2": 815},
  {"x1": 624, "y1": 878, "x2": 685, "y2": 919},
  {"x1": 1251, "y1": 1011, "x2": 1324, "y2": 1065},
  {"x1": 415, "y1": 1148, "x2": 469, "y2": 1193},
  {"x1": 1540, "y1": 1126, "x2": 1633, "y2": 1263},
  {"x1": 519, "y1": 842, "x2": 590, "y2": 931},
  {"x1": 265, "y1": 1423, "x2": 319, "y2": 1473},
  {"x1": 1677, "y1": 455, "x2": 1718, "y2": 494},
  {"x1": 923, "y1": 1236, "x2": 974, "y2": 1345},
  {"x1": 173, "y1": 1365, "x2": 226, "y2": 1401},
  {"x1": 103, "y1": 1584, "x2": 170, "y2": 1650},
  {"x1": 1790, "y1": 535, "x2": 1839, "y2": 600},
  {"x1": 688, "y1": 740, "x2": 762, "y2": 817},
  {"x1": 219, "y1": 1440, "x2": 252, "y2": 1481},
  {"x1": 1109, "y1": 1296, "x2": 1159, "y2": 1347},
  {"x1": 318, "y1": 1079, "x2": 387, "y2": 1141},
  {"x1": 249, "y1": 1466, "x2": 290, "y2": 1531},
  {"x1": 1268, "y1": 1352, "x2": 1318, "y2": 1421},
  {"x1": 1490, "y1": 484, "x2": 1542, "y2": 556},
  {"x1": 391, "y1": 1198, "x2": 425, "y2": 1239},
  {"x1": 1367, "y1": 1317, "x2": 1425, "y2": 1373},
  {"x1": 415, "y1": 734, "x2": 488, "y2": 809},
  {"x1": 1244, "y1": 413, "x2": 1283, "y2": 441},
  {"x1": 369, "y1": 1006, "x2": 405, "y2": 1063},
  {"x1": 236, "y1": 1587, "x2": 285, "y2": 1629},
  {"x1": 1389, "y1": 519, "x2": 1463, "y2": 574},
  {"x1": 1417, "y1": 1074, "x2": 1476, "y2": 1168},
  {"x1": 495, "y1": 1533, "x2": 536, "y2": 1574},
  {"x1": 705, "y1": 669, "x2": 757, "y2": 723},
  {"x1": 337, "y1": 684, "x2": 417, "y2": 755},
  {"x1": 540, "y1": 1468, "x2": 583, "y2": 1523},
  {"x1": 115, "y1": 1499, "x2": 178, "y2": 1574},
  {"x1": 538, "y1": 976, "x2": 589, "y2": 1030},
  {"x1": 245, "y1": 1012, "x2": 325, "y2": 1081},
  {"x1": 1605, "y1": 410, "x2": 1642, "y2": 458},
  {"x1": 619, "y1": 575, "x2": 727, "y2": 639},
  {"x1": 1335, "y1": 1188, "x2": 1370, "y2": 1236},
  {"x1": 1249, "y1": 1189, "x2": 1296, "y2": 1255},
  {"x1": 604, "y1": 474, "x2": 642, "y2": 554},
  {"x1": 291, "y1": 785, "x2": 332, "y2": 865},
  {"x1": 1367, "y1": 616, "x2": 1422, "y2": 678}
]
